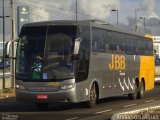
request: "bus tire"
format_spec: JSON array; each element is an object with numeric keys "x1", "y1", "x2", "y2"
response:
[
  {"x1": 137, "y1": 82, "x2": 144, "y2": 99},
  {"x1": 128, "y1": 82, "x2": 138, "y2": 100},
  {"x1": 35, "y1": 103, "x2": 48, "y2": 110},
  {"x1": 87, "y1": 83, "x2": 97, "y2": 108}
]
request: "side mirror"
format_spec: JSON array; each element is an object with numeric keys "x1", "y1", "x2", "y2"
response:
[
  {"x1": 74, "y1": 38, "x2": 81, "y2": 55},
  {"x1": 5, "y1": 40, "x2": 17, "y2": 59}
]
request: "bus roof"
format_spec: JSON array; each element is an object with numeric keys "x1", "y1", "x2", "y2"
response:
[{"x1": 22, "y1": 20, "x2": 151, "y2": 38}]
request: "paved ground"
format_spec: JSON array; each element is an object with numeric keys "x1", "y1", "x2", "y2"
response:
[
  {"x1": 0, "y1": 72, "x2": 12, "y2": 90},
  {"x1": 0, "y1": 81, "x2": 160, "y2": 120}
]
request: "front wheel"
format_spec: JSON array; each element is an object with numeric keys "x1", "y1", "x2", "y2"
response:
[{"x1": 87, "y1": 83, "x2": 97, "y2": 108}]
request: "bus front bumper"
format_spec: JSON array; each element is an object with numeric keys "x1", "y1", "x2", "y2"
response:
[{"x1": 16, "y1": 88, "x2": 79, "y2": 103}]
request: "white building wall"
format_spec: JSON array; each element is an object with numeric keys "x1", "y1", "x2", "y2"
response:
[{"x1": 153, "y1": 36, "x2": 160, "y2": 58}]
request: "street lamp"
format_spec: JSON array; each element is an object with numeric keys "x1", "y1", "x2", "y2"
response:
[
  {"x1": 140, "y1": 17, "x2": 146, "y2": 33},
  {"x1": 111, "y1": 9, "x2": 118, "y2": 26},
  {"x1": 135, "y1": 8, "x2": 147, "y2": 32},
  {"x1": 76, "y1": 0, "x2": 77, "y2": 22}
]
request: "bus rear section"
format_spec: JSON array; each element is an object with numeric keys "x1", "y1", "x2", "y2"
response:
[
  {"x1": 88, "y1": 26, "x2": 155, "y2": 101},
  {"x1": 139, "y1": 34, "x2": 155, "y2": 92}
]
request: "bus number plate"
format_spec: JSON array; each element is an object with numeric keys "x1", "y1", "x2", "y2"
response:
[{"x1": 37, "y1": 95, "x2": 48, "y2": 99}]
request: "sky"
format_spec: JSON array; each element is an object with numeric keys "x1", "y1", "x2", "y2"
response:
[{"x1": 0, "y1": 0, "x2": 160, "y2": 41}]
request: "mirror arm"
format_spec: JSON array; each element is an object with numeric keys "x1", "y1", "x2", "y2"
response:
[
  {"x1": 73, "y1": 54, "x2": 80, "y2": 60},
  {"x1": 5, "y1": 55, "x2": 16, "y2": 60}
]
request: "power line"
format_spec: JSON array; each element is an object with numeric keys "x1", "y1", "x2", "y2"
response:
[
  {"x1": 26, "y1": 0, "x2": 75, "y2": 17},
  {"x1": 24, "y1": 1, "x2": 75, "y2": 19},
  {"x1": 29, "y1": 0, "x2": 74, "y2": 15},
  {"x1": 0, "y1": 5, "x2": 10, "y2": 7},
  {"x1": 29, "y1": 6, "x2": 74, "y2": 19},
  {"x1": 31, "y1": 13, "x2": 53, "y2": 21},
  {"x1": 29, "y1": 7, "x2": 71, "y2": 20},
  {"x1": 26, "y1": 0, "x2": 105, "y2": 21}
]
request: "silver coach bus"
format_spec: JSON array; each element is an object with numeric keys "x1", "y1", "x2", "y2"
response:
[{"x1": 6, "y1": 20, "x2": 154, "y2": 109}]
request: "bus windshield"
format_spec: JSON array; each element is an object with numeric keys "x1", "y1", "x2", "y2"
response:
[{"x1": 16, "y1": 26, "x2": 76, "y2": 81}]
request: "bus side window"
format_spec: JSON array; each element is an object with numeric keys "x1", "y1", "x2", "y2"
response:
[
  {"x1": 148, "y1": 40, "x2": 153, "y2": 55},
  {"x1": 92, "y1": 28, "x2": 105, "y2": 52},
  {"x1": 109, "y1": 43, "x2": 117, "y2": 52},
  {"x1": 105, "y1": 44, "x2": 109, "y2": 52}
]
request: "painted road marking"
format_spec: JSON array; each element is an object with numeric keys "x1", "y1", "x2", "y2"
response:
[
  {"x1": 124, "y1": 104, "x2": 136, "y2": 108},
  {"x1": 145, "y1": 100, "x2": 155, "y2": 103},
  {"x1": 95, "y1": 109, "x2": 112, "y2": 114},
  {"x1": 66, "y1": 117, "x2": 79, "y2": 120}
]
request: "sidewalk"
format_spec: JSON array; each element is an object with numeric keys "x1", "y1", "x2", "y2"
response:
[
  {"x1": 112, "y1": 100, "x2": 160, "y2": 120},
  {"x1": 0, "y1": 89, "x2": 15, "y2": 99},
  {"x1": 0, "y1": 73, "x2": 12, "y2": 90}
]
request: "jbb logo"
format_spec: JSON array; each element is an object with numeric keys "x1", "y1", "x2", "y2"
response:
[{"x1": 109, "y1": 55, "x2": 126, "y2": 70}]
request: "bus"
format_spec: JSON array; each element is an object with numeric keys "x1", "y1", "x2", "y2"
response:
[{"x1": 6, "y1": 20, "x2": 155, "y2": 109}]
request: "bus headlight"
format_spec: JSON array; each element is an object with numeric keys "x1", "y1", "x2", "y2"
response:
[
  {"x1": 61, "y1": 84, "x2": 75, "y2": 90},
  {"x1": 16, "y1": 84, "x2": 26, "y2": 90}
]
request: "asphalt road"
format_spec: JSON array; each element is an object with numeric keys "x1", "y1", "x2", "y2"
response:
[{"x1": 0, "y1": 81, "x2": 160, "y2": 120}]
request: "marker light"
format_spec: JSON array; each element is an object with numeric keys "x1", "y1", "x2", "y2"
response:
[
  {"x1": 16, "y1": 84, "x2": 26, "y2": 90},
  {"x1": 61, "y1": 83, "x2": 75, "y2": 90}
]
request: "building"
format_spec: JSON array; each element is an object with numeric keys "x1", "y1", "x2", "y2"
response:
[{"x1": 153, "y1": 36, "x2": 160, "y2": 65}]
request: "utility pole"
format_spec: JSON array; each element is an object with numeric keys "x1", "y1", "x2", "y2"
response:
[
  {"x1": 2, "y1": 0, "x2": 5, "y2": 89},
  {"x1": 140, "y1": 17, "x2": 146, "y2": 33},
  {"x1": 76, "y1": 0, "x2": 78, "y2": 38},
  {"x1": 76, "y1": 0, "x2": 77, "y2": 22},
  {"x1": 10, "y1": 0, "x2": 16, "y2": 89},
  {"x1": 0, "y1": 0, "x2": 10, "y2": 89},
  {"x1": 135, "y1": 8, "x2": 139, "y2": 32}
]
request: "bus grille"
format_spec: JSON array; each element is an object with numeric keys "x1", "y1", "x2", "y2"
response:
[{"x1": 27, "y1": 86, "x2": 60, "y2": 92}]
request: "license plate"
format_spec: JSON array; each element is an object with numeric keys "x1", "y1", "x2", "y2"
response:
[{"x1": 37, "y1": 95, "x2": 48, "y2": 99}]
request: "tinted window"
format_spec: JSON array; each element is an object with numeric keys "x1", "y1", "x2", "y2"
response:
[
  {"x1": 16, "y1": 26, "x2": 47, "y2": 80},
  {"x1": 77, "y1": 26, "x2": 90, "y2": 81},
  {"x1": 91, "y1": 27, "x2": 153, "y2": 56},
  {"x1": 44, "y1": 26, "x2": 76, "y2": 80},
  {"x1": 92, "y1": 28, "x2": 105, "y2": 52}
]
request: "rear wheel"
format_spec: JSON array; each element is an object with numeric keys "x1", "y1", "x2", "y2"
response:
[
  {"x1": 128, "y1": 82, "x2": 138, "y2": 100},
  {"x1": 35, "y1": 103, "x2": 48, "y2": 110},
  {"x1": 87, "y1": 83, "x2": 97, "y2": 108},
  {"x1": 137, "y1": 82, "x2": 144, "y2": 99}
]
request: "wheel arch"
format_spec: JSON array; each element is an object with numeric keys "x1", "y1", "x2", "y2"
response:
[
  {"x1": 141, "y1": 77, "x2": 145, "y2": 91},
  {"x1": 135, "y1": 77, "x2": 139, "y2": 88},
  {"x1": 89, "y1": 80, "x2": 99, "y2": 100}
]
